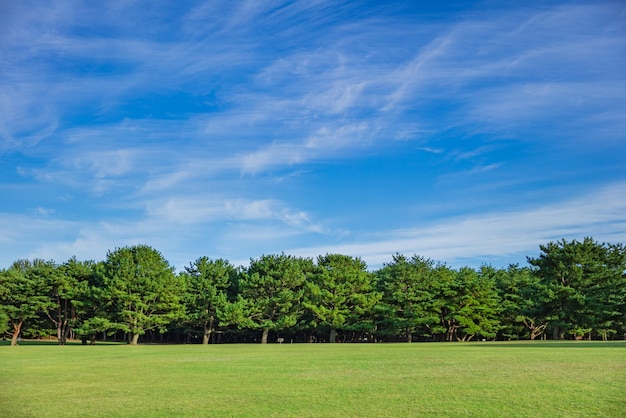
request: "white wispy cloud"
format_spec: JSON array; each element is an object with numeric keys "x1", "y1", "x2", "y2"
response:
[
  {"x1": 145, "y1": 195, "x2": 326, "y2": 234},
  {"x1": 288, "y1": 182, "x2": 626, "y2": 269},
  {"x1": 6, "y1": 1, "x2": 622, "y2": 174},
  {"x1": 238, "y1": 122, "x2": 372, "y2": 173},
  {"x1": 0, "y1": 1, "x2": 624, "y2": 272},
  {"x1": 1, "y1": 181, "x2": 623, "y2": 271}
]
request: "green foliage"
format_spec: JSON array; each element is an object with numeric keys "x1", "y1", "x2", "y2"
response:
[
  {"x1": 0, "y1": 260, "x2": 53, "y2": 345},
  {"x1": 441, "y1": 266, "x2": 501, "y2": 341},
  {"x1": 306, "y1": 254, "x2": 381, "y2": 342},
  {"x1": 69, "y1": 260, "x2": 118, "y2": 343},
  {"x1": 376, "y1": 254, "x2": 442, "y2": 341},
  {"x1": 101, "y1": 245, "x2": 185, "y2": 344},
  {"x1": 237, "y1": 253, "x2": 314, "y2": 343},
  {"x1": 0, "y1": 237, "x2": 624, "y2": 343},
  {"x1": 0, "y1": 311, "x2": 8, "y2": 336},
  {"x1": 41, "y1": 256, "x2": 90, "y2": 345},
  {"x1": 495, "y1": 264, "x2": 549, "y2": 340},
  {"x1": 528, "y1": 237, "x2": 626, "y2": 340},
  {"x1": 181, "y1": 257, "x2": 237, "y2": 344}
]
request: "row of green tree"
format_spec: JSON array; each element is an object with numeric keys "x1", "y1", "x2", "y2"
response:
[{"x1": 1, "y1": 238, "x2": 624, "y2": 346}]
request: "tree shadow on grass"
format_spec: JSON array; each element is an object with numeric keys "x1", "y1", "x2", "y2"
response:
[
  {"x1": 468, "y1": 340, "x2": 626, "y2": 349},
  {"x1": 0, "y1": 339, "x2": 124, "y2": 347}
]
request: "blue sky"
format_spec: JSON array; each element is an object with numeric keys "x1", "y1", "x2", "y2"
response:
[{"x1": 1, "y1": 0, "x2": 625, "y2": 271}]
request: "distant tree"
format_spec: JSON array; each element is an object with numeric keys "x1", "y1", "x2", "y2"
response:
[
  {"x1": 182, "y1": 257, "x2": 237, "y2": 344},
  {"x1": 376, "y1": 254, "x2": 441, "y2": 342},
  {"x1": 0, "y1": 273, "x2": 9, "y2": 337},
  {"x1": 43, "y1": 257, "x2": 81, "y2": 345},
  {"x1": 0, "y1": 260, "x2": 51, "y2": 346},
  {"x1": 0, "y1": 311, "x2": 8, "y2": 337},
  {"x1": 438, "y1": 266, "x2": 501, "y2": 342},
  {"x1": 102, "y1": 245, "x2": 185, "y2": 345},
  {"x1": 237, "y1": 254, "x2": 313, "y2": 344},
  {"x1": 432, "y1": 264, "x2": 457, "y2": 342},
  {"x1": 495, "y1": 264, "x2": 549, "y2": 340},
  {"x1": 305, "y1": 254, "x2": 381, "y2": 343},
  {"x1": 61, "y1": 259, "x2": 109, "y2": 345},
  {"x1": 528, "y1": 238, "x2": 626, "y2": 340},
  {"x1": 585, "y1": 243, "x2": 626, "y2": 340}
]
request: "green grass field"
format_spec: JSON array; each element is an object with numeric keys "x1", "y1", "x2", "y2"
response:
[{"x1": 1, "y1": 341, "x2": 624, "y2": 417}]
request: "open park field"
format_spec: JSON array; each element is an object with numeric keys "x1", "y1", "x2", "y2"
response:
[{"x1": 1, "y1": 341, "x2": 624, "y2": 417}]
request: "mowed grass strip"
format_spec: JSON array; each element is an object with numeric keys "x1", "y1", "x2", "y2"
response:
[{"x1": 0, "y1": 341, "x2": 624, "y2": 417}]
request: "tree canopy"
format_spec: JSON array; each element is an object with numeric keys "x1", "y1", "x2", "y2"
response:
[
  {"x1": 528, "y1": 238, "x2": 626, "y2": 340},
  {"x1": 306, "y1": 254, "x2": 380, "y2": 343},
  {"x1": 1, "y1": 237, "x2": 624, "y2": 345},
  {"x1": 101, "y1": 245, "x2": 185, "y2": 345}
]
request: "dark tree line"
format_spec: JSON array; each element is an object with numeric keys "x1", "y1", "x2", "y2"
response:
[{"x1": 1, "y1": 238, "x2": 624, "y2": 346}]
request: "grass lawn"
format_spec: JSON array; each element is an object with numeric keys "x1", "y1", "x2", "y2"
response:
[{"x1": 1, "y1": 340, "x2": 624, "y2": 417}]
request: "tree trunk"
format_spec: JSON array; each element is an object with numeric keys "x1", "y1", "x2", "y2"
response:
[
  {"x1": 261, "y1": 328, "x2": 269, "y2": 344},
  {"x1": 530, "y1": 324, "x2": 547, "y2": 340},
  {"x1": 329, "y1": 328, "x2": 337, "y2": 343},
  {"x1": 130, "y1": 333, "x2": 140, "y2": 345},
  {"x1": 552, "y1": 326, "x2": 566, "y2": 340},
  {"x1": 10, "y1": 320, "x2": 23, "y2": 346},
  {"x1": 406, "y1": 329, "x2": 412, "y2": 343},
  {"x1": 203, "y1": 316, "x2": 214, "y2": 345},
  {"x1": 59, "y1": 321, "x2": 70, "y2": 345},
  {"x1": 59, "y1": 302, "x2": 70, "y2": 345},
  {"x1": 446, "y1": 324, "x2": 456, "y2": 342}
]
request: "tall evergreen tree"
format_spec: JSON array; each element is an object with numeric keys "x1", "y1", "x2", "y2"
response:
[
  {"x1": 495, "y1": 264, "x2": 549, "y2": 340},
  {"x1": 306, "y1": 254, "x2": 381, "y2": 343},
  {"x1": 44, "y1": 257, "x2": 82, "y2": 345},
  {"x1": 438, "y1": 266, "x2": 501, "y2": 342},
  {"x1": 528, "y1": 238, "x2": 626, "y2": 340},
  {"x1": 376, "y1": 254, "x2": 441, "y2": 342},
  {"x1": 101, "y1": 245, "x2": 185, "y2": 345},
  {"x1": 0, "y1": 260, "x2": 51, "y2": 346},
  {"x1": 182, "y1": 257, "x2": 237, "y2": 344},
  {"x1": 237, "y1": 254, "x2": 313, "y2": 344},
  {"x1": 61, "y1": 259, "x2": 107, "y2": 345}
]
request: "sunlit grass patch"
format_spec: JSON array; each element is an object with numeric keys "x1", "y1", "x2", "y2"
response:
[{"x1": 0, "y1": 341, "x2": 624, "y2": 417}]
